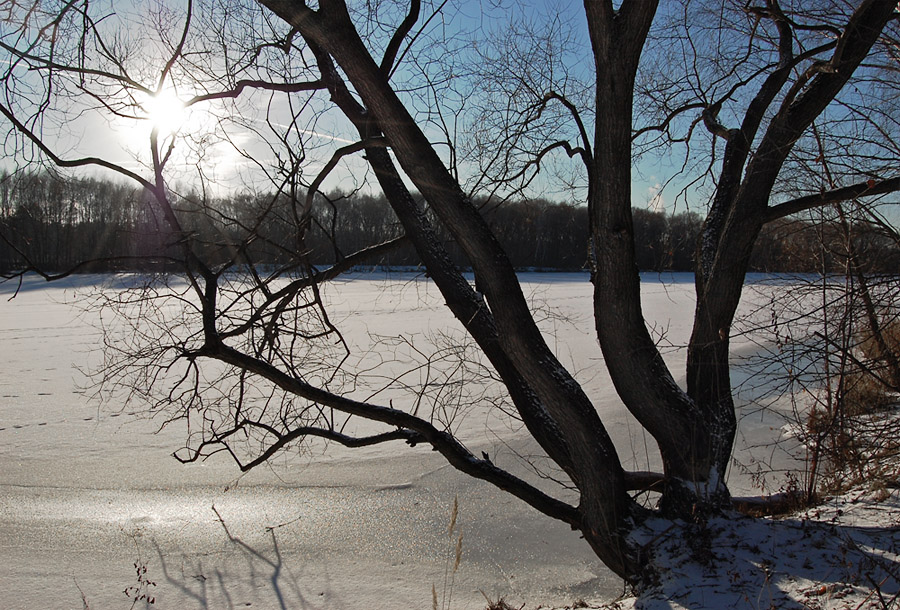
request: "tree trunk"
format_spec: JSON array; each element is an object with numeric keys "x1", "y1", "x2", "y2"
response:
[
  {"x1": 584, "y1": 1, "x2": 730, "y2": 516},
  {"x1": 260, "y1": 0, "x2": 645, "y2": 580}
]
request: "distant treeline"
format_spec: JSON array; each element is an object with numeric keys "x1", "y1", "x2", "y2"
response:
[{"x1": 1, "y1": 172, "x2": 898, "y2": 274}]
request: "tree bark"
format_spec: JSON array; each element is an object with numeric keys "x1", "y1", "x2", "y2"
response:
[
  {"x1": 258, "y1": 0, "x2": 645, "y2": 579},
  {"x1": 583, "y1": 1, "x2": 728, "y2": 514},
  {"x1": 688, "y1": 0, "x2": 899, "y2": 483}
]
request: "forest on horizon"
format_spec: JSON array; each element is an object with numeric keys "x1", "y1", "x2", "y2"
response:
[{"x1": 2, "y1": 171, "x2": 898, "y2": 275}]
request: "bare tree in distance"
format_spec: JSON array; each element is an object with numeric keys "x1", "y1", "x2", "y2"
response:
[{"x1": 1, "y1": 0, "x2": 899, "y2": 588}]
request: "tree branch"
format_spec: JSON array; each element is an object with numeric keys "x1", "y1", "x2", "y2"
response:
[
  {"x1": 543, "y1": 91, "x2": 593, "y2": 163},
  {"x1": 303, "y1": 138, "x2": 387, "y2": 214},
  {"x1": 217, "y1": 236, "x2": 410, "y2": 341},
  {"x1": 199, "y1": 342, "x2": 581, "y2": 526},
  {"x1": 176, "y1": 420, "x2": 423, "y2": 471},
  {"x1": 0, "y1": 101, "x2": 155, "y2": 190},
  {"x1": 156, "y1": 0, "x2": 193, "y2": 93},
  {"x1": 765, "y1": 176, "x2": 900, "y2": 223},
  {"x1": 380, "y1": 0, "x2": 420, "y2": 77},
  {"x1": 187, "y1": 79, "x2": 325, "y2": 105},
  {"x1": 0, "y1": 40, "x2": 148, "y2": 92}
]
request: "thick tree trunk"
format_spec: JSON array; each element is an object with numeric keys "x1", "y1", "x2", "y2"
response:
[
  {"x1": 584, "y1": 1, "x2": 730, "y2": 516},
  {"x1": 259, "y1": 0, "x2": 646, "y2": 580},
  {"x1": 688, "y1": 0, "x2": 898, "y2": 482},
  {"x1": 254, "y1": 0, "x2": 898, "y2": 586}
]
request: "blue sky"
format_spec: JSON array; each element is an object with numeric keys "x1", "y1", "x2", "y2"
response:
[{"x1": 0, "y1": 0, "x2": 697, "y2": 213}]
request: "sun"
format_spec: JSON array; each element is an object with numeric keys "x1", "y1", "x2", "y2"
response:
[
  {"x1": 115, "y1": 85, "x2": 218, "y2": 168},
  {"x1": 138, "y1": 87, "x2": 187, "y2": 139}
]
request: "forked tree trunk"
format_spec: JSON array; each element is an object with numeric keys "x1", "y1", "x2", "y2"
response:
[
  {"x1": 260, "y1": 0, "x2": 647, "y2": 580},
  {"x1": 585, "y1": 1, "x2": 730, "y2": 516},
  {"x1": 255, "y1": 0, "x2": 900, "y2": 587},
  {"x1": 687, "y1": 0, "x2": 899, "y2": 496}
]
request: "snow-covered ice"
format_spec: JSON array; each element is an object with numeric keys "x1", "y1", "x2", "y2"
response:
[{"x1": 1, "y1": 271, "x2": 893, "y2": 609}]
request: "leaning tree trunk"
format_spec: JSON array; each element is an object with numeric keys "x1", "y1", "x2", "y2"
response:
[
  {"x1": 688, "y1": 0, "x2": 899, "y2": 493},
  {"x1": 258, "y1": 0, "x2": 646, "y2": 580}
]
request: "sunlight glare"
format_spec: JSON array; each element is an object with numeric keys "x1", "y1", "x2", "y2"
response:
[{"x1": 140, "y1": 88, "x2": 186, "y2": 138}]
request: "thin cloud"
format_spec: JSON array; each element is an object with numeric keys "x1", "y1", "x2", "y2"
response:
[
  {"x1": 255, "y1": 118, "x2": 358, "y2": 145},
  {"x1": 647, "y1": 182, "x2": 665, "y2": 212}
]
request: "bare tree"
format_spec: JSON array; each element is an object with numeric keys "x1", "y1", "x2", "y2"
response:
[{"x1": 1, "y1": 0, "x2": 899, "y2": 588}]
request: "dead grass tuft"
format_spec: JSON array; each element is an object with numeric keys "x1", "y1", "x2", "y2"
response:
[{"x1": 480, "y1": 591, "x2": 525, "y2": 610}]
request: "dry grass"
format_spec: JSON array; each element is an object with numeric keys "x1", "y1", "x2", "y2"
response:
[
  {"x1": 841, "y1": 370, "x2": 896, "y2": 415},
  {"x1": 433, "y1": 496, "x2": 464, "y2": 610},
  {"x1": 800, "y1": 313, "x2": 900, "y2": 495},
  {"x1": 851, "y1": 317, "x2": 900, "y2": 414},
  {"x1": 806, "y1": 389, "x2": 900, "y2": 493},
  {"x1": 480, "y1": 592, "x2": 524, "y2": 610}
]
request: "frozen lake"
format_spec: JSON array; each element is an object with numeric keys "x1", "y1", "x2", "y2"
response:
[{"x1": 0, "y1": 272, "x2": 799, "y2": 609}]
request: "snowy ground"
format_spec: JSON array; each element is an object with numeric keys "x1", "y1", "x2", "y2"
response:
[
  {"x1": 1, "y1": 271, "x2": 893, "y2": 609},
  {"x1": 598, "y1": 487, "x2": 900, "y2": 610}
]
